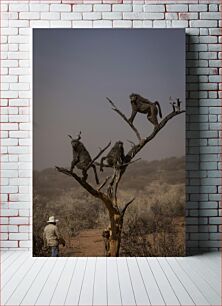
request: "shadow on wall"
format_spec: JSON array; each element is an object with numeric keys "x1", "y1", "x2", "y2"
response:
[{"x1": 186, "y1": 34, "x2": 219, "y2": 256}]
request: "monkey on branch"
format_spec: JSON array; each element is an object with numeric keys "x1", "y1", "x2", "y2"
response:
[
  {"x1": 129, "y1": 93, "x2": 162, "y2": 128},
  {"x1": 68, "y1": 132, "x2": 99, "y2": 184},
  {"x1": 100, "y1": 141, "x2": 125, "y2": 172}
]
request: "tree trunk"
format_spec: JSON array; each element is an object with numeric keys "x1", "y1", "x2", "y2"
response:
[{"x1": 109, "y1": 212, "x2": 123, "y2": 257}]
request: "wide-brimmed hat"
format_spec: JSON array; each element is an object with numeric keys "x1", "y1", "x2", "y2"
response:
[{"x1": 47, "y1": 216, "x2": 59, "y2": 223}]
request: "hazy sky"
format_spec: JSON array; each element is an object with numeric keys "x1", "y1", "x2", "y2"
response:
[{"x1": 33, "y1": 29, "x2": 185, "y2": 170}]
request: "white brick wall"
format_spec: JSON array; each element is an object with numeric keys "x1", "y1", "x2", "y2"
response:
[{"x1": 0, "y1": 0, "x2": 221, "y2": 254}]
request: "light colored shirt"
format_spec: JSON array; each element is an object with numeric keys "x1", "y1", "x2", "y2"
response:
[{"x1": 43, "y1": 223, "x2": 60, "y2": 247}]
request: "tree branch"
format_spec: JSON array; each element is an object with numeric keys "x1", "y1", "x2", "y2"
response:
[
  {"x1": 55, "y1": 167, "x2": 118, "y2": 215},
  {"x1": 106, "y1": 97, "x2": 142, "y2": 141},
  {"x1": 97, "y1": 176, "x2": 111, "y2": 191},
  {"x1": 121, "y1": 198, "x2": 135, "y2": 217},
  {"x1": 125, "y1": 110, "x2": 185, "y2": 162},
  {"x1": 85, "y1": 141, "x2": 111, "y2": 172}
]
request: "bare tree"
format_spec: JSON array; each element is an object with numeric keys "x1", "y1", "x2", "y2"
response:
[{"x1": 56, "y1": 96, "x2": 185, "y2": 256}]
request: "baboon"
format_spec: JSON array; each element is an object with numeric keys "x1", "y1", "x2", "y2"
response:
[
  {"x1": 129, "y1": 93, "x2": 162, "y2": 128},
  {"x1": 69, "y1": 133, "x2": 99, "y2": 184},
  {"x1": 100, "y1": 141, "x2": 125, "y2": 172}
]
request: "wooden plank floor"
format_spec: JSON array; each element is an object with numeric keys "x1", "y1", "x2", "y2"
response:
[{"x1": 1, "y1": 251, "x2": 221, "y2": 306}]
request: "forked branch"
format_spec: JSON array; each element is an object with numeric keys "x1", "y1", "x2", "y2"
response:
[
  {"x1": 106, "y1": 97, "x2": 142, "y2": 141},
  {"x1": 85, "y1": 141, "x2": 111, "y2": 172}
]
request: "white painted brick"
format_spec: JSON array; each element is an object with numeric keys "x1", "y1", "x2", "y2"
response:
[
  {"x1": 1, "y1": 131, "x2": 9, "y2": 138},
  {"x1": 9, "y1": 99, "x2": 29, "y2": 107},
  {"x1": 8, "y1": 147, "x2": 30, "y2": 155},
  {"x1": 1, "y1": 91, "x2": 18, "y2": 99},
  {"x1": 1, "y1": 36, "x2": 7, "y2": 44},
  {"x1": 133, "y1": 5, "x2": 143, "y2": 12},
  {"x1": 9, "y1": 44, "x2": 18, "y2": 51},
  {"x1": 9, "y1": 4, "x2": 28, "y2": 12},
  {"x1": 9, "y1": 20, "x2": 29, "y2": 28},
  {"x1": 19, "y1": 186, "x2": 30, "y2": 193},
  {"x1": 73, "y1": 4, "x2": 92, "y2": 12},
  {"x1": 199, "y1": 52, "x2": 217, "y2": 60},
  {"x1": 165, "y1": 13, "x2": 178, "y2": 20},
  {"x1": 9, "y1": 131, "x2": 30, "y2": 138},
  {"x1": 1, "y1": 28, "x2": 18, "y2": 36},
  {"x1": 0, "y1": 218, "x2": 9, "y2": 225},
  {"x1": 208, "y1": 44, "x2": 220, "y2": 52},
  {"x1": 9, "y1": 233, "x2": 29, "y2": 240},
  {"x1": 41, "y1": 12, "x2": 60, "y2": 20},
  {"x1": 210, "y1": 28, "x2": 221, "y2": 36},
  {"x1": 113, "y1": 20, "x2": 132, "y2": 28},
  {"x1": 19, "y1": 241, "x2": 31, "y2": 248},
  {"x1": 10, "y1": 193, "x2": 30, "y2": 202},
  {"x1": 83, "y1": 12, "x2": 102, "y2": 20},
  {"x1": 19, "y1": 123, "x2": 31, "y2": 131},
  {"x1": 1, "y1": 233, "x2": 9, "y2": 240},
  {"x1": 102, "y1": 12, "x2": 122, "y2": 19},
  {"x1": 1, "y1": 225, "x2": 18, "y2": 233},
  {"x1": 50, "y1": 4, "x2": 71, "y2": 12},
  {"x1": 1, "y1": 177, "x2": 9, "y2": 185},
  {"x1": 2, "y1": 75, "x2": 18, "y2": 82},
  {"x1": 200, "y1": 12, "x2": 221, "y2": 20},
  {"x1": 19, "y1": 12, "x2": 40, "y2": 20},
  {"x1": 153, "y1": 20, "x2": 172, "y2": 28},
  {"x1": 19, "y1": 155, "x2": 31, "y2": 162},
  {"x1": 30, "y1": 4, "x2": 49, "y2": 12},
  {"x1": 93, "y1": 20, "x2": 112, "y2": 28},
  {"x1": 30, "y1": 21, "x2": 50, "y2": 28},
  {"x1": 1, "y1": 170, "x2": 18, "y2": 178},
  {"x1": 10, "y1": 83, "x2": 30, "y2": 91},
  {"x1": 199, "y1": 36, "x2": 217, "y2": 44},
  {"x1": 2, "y1": 123, "x2": 18, "y2": 131},
  {"x1": 1, "y1": 209, "x2": 18, "y2": 216},
  {"x1": 8, "y1": 155, "x2": 18, "y2": 162},
  {"x1": 19, "y1": 170, "x2": 31, "y2": 178},
  {"x1": 10, "y1": 178, "x2": 30, "y2": 186},
  {"x1": 209, "y1": 4, "x2": 219, "y2": 11},
  {"x1": 9, "y1": 115, "x2": 29, "y2": 123},
  {"x1": 123, "y1": 12, "x2": 164, "y2": 19},
  {"x1": 1, "y1": 241, "x2": 18, "y2": 248},
  {"x1": 9, "y1": 68, "x2": 30, "y2": 75},
  {"x1": 190, "y1": 20, "x2": 218, "y2": 28},
  {"x1": 172, "y1": 20, "x2": 188, "y2": 27},
  {"x1": 61, "y1": 12, "x2": 82, "y2": 20},
  {"x1": 166, "y1": 4, "x2": 188, "y2": 12},
  {"x1": 0, "y1": 99, "x2": 8, "y2": 107},
  {"x1": 144, "y1": 5, "x2": 165, "y2": 12},
  {"x1": 19, "y1": 210, "x2": 30, "y2": 217},
  {"x1": 94, "y1": 4, "x2": 111, "y2": 11},
  {"x1": 19, "y1": 139, "x2": 31, "y2": 146},
  {"x1": 1, "y1": 156, "x2": 9, "y2": 163},
  {"x1": 209, "y1": 60, "x2": 221, "y2": 67},
  {"x1": 1, "y1": 4, "x2": 8, "y2": 12},
  {"x1": 1, "y1": 60, "x2": 18, "y2": 68},
  {"x1": 112, "y1": 4, "x2": 132, "y2": 11},
  {"x1": 0, "y1": 68, "x2": 8, "y2": 76},
  {"x1": 1, "y1": 83, "x2": 9, "y2": 90},
  {"x1": 72, "y1": 20, "x2": 93, "y2": 28},
  {"x1": 2, "y1": 12, "x2": 19, "y2": 21},
  {"x1": 50, "y1": 21, "x2": 72, "y2": 28},
  {"x1": 18, "y1": 91, "x2": 32, "y2": 99},
  {"x1": 1, "y1": 138, "x2": 18, "y2": 146},
  {"x1": 19, "y1": 226, "x2": 30, "y2": 233},
  {"x1": 189, "y1": 4, "x2": 207, "y2": 12},
  {"x1": 133, "y1": 20, "x2": 143, "y2": 27},
  {"x1": 179, "y1": 12, "x2": 198, "y2": 20}
]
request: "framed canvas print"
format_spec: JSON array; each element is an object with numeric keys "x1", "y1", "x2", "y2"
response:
[{"x1": 33, "y1": 29, "x2": 185, "y2": 257}]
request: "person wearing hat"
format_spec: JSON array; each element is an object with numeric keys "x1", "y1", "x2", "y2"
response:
[{"x1": 43, "y1": 216, "x2": 65, "y2": 257}]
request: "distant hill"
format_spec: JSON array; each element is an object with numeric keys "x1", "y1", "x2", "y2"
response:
[{"x1": 33, "y1": 156, "x2": 185, "y2": 200}]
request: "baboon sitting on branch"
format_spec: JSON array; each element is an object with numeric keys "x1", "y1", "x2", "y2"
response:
[
  {"x1": 100, "y1": 141, "x2": 125, "y2": 172},
  {"x1": 129, "y1": 93, "x2": 162, "y2": 128},
  {"x1": 69, "y1": 133, "x2": 99, "y2": 184}
]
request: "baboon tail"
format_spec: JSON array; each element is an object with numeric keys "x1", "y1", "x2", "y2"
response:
[
  {"x1": 155, "y1": 101, "x2": 162, "y2": 118},
  {"x1": 92, "y1": 164, "x2": 99, "y2": 185}
]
